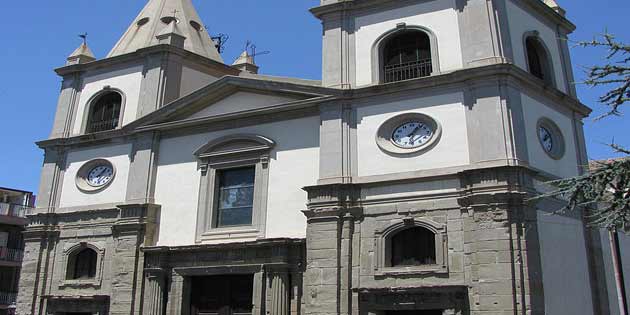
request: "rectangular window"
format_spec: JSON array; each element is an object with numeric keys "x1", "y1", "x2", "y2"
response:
[{"x1": 215, "y1": 167, "x2": 255, "y2": 227}]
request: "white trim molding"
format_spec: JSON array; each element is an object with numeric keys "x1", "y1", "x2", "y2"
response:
[{"x1": 194, "y1": 134, "x2": 275, "y2": 244}]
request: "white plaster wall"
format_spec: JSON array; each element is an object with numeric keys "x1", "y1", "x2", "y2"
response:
[
  {"x1": 521, "y1": 94, "x2": 579, "y2": 178},
  {"x1": 537, "y1": 210, "x2": 594, "y2": 315},
  {"x1": 58, "y1": 144, "x2": 132, "y2": 208},
  {"x1": 356, "y1": 92, "x2": 469, "y2": 177},
  {"x1": 188, "y1": 92, "x2": 301, "y2": 119},
  {"x1": 180, "y1": 66, "x2": 219, "y2": 96},
  {"x1": 354, "y1": 0, "x2": 463, "y2": 87},
  {"x1": 506, "y1": 0, "x2": 568, "y2": 93},
  {"x1": 73, "y1": 65, "x2": 144, "y2": 135},
  {"x1": 154, "y1": 116, "x2": 320, "y2": 246}
]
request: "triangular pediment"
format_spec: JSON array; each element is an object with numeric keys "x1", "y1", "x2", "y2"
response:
[{"x1": 126, "y1": 76, "x2": 336, "y2": 131}]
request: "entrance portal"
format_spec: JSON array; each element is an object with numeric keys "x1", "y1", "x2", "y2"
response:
[
  {"x1": 190, "y1": 274, "x2": 254, "y2": 315},
  {"x1": 385, "y1": 311, "x2": 443, "y2": 315}
]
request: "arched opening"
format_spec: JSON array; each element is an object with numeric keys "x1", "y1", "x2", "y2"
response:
[
  {"x1": 525, "y1": 36, "x2": 553, "y2": 85},
  {"x1": 68, "y1": 248, "x2": 98, "y2": 280},
  {"x1": 86, "y1": 92, "x2": 122, "y2": 133},
  {"x1": 390, "y1": 226, "x2": 436, "y2": 266},
  {"x1": 382, "y1": 30, "x2": 433, "y2": 83}
]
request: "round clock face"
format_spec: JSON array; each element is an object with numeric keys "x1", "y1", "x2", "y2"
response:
[
  {"x1": 392, "y1": 121, "x2": 434, "y2": 149},
  {"x1": 86, "y1": 165, "x2": 114, "y2": 187},
  {"x1": 538, "y1": 126, "x2": 553, "y2": 153}
]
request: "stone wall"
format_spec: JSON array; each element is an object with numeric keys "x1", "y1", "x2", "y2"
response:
[
  {"x1": 302, "y1": 167, "x2": 550, "y2": 315},
  {"x1": 16, "y1": 204, "x2": 159, "y2": 315}
]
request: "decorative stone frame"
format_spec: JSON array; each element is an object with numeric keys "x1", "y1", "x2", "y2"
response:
[
  {"x1": 371, "y1": 23, "x2": 441, "y2": 84},
  {"x1": 523, "y1": 31, "x2": 557, "y2": 88},
  {"x1": 536, "y1": 117, "x2": 565, "y2": 160},
  {"x1": 194, "y1": 134, "x2": 274, "y2": 243},
  {"x1": 59, "y1": 242, "x2": 106, "y2": 288},
  {"x1": 75, "y1": 158, "x2": 116, "y2": 193},
  {"x1": 81, "y1": 86, "x2": 126, "y2": 134},
  {"x1": 374, "y1": 218, "x2": 448, "y2": 276},
  {"x1": 376, "y1": 112, "x2": 442, "y2": 155}
]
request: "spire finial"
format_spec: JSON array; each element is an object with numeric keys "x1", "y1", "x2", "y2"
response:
[{"x1": 79, "y1": 33, "x2": 88, "y2": 45}]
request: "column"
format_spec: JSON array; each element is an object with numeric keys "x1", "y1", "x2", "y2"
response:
[
  {"x1": 143, "y1": 270, "x2": 166, "y2": 315},
  {"x1": 270, "y1": 273, "x2": 289, "y2": 315}
]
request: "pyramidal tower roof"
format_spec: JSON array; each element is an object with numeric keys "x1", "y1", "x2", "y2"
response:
[{"x1": 107, "y1": 0, "x2": 223, "y2": 62}]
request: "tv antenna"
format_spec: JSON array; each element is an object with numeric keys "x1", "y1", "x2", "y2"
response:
[
  {"x1": 245, "y1": 40, "x2": 270, "y2": 64},
  {"x1": 210, "y1": 29, "x2": 229, "y2": 53}
]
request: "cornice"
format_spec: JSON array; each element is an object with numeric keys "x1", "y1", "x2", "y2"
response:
[
  {"x1": 310, "y1": 0, "x2": 576, "y2": 33},
  {"x1": 55, "y1": 44, "x2": 239, "y2": 77},
  {"x1": 37, "y1": 63, "x2": 590, "y2": 150}
]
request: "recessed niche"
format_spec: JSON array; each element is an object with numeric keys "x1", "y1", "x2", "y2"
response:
[
  {"x1": 160, "y1": 16, "x2": 179, "y2": 25},
  {"x1": 136, "y1": 17, "x2": 150, "y2": 26},
  {"x1": 190, "y1": 20, "x2": 203, "y2": 31}
]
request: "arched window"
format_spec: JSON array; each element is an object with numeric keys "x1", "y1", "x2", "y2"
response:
[
  {"x1": 382, "y1": 30, "x2": 433, "y2": 83},
  {"x1": 390, "y1": 227, "x2": 436, "y2": 266},
  {"x1": 525, "y1": 36, "x2": 554, "y2": 86},
  {"x1": 69, "y1": 248, "x2": 97, "y2": 280},
  {"x1": 86, "y1": 92, "x2": 122, "y2": 133}
]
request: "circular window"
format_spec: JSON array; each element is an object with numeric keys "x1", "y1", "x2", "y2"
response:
[
  {"x1": 76, "y1": 159, "x2": 116, "y2": 192},
  {"x1": 376, "y1": 113, "x2": 442, "y2": 155},
  {"x1": 136, "y1": 17, "x2": 150, "y2": 27},
  {"x1": 190, "y1": 21, "x2": 203, "y2": 31},
  {"x1": 536, "y1": 117, "x2": 565, "y2": 160}
]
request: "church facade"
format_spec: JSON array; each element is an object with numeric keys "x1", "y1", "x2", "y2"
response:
[{"x1": 17, "y1": 0, "x2": 610, "y2": 314}]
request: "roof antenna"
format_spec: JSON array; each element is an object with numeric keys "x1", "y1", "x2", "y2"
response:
[
  {"x1": 210, "y1": 31, "x2": 229, "y2": 53},
  {"x1": 245, "y1": 40, "x2": 270, "y2": 64},
  {"x1": 79, "y1": 33, "x2": 88, "y2": 45}
]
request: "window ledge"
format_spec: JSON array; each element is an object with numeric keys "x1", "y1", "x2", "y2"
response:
[
  {"x1": 375, "y1": 265, "x2": 448, "y2": 277},
  {"x1": 59, "y1": 279, "x2": 102, "y2": 289},
  {"x1": 198, "y1": 227, "x2": 262, "y2": 243}
]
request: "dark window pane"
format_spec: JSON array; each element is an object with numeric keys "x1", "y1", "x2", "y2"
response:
[
  {"x1": 216, "y1": 167, "x2": 255, "y2": 227},
  {"x1": 87, "y1": 92, "x2": 122, "y2": 133},
  {"x1": 383, "y1": 31, "x2": 432, "y2": 83},
  {"x1": 73, "y1": 248, "x2": 97, "y2": 279},
  {"x1": 526, "y1": 38, "x2": 546, "y2": 81},
  {"x1": 391, "y1": 227, "x2": 436, "y2": 266}
]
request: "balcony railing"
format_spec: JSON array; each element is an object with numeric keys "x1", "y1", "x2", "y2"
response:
[
  {"x1": 0, "y1": 291, "x2": 17, "y2": 305},
  {"x1": 0, "y1": 202, "x2": 31, "y2": 218},
  {"x1": 384, "y1": 59, "x2": 433, "y2": 83},
  {"x1": 0, "y1": 247, "x2": 24, "y2": 263},
  {"x1": 87, "y1": 118, "x2": 119, "y2": 133}
]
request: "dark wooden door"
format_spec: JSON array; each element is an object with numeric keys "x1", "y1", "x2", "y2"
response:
[
  {"x1": 191, "y1": 274, "x2": 254, "y2": 315},
  {"x1": 385, "y1": 310, "x2": 443, "y2": 315}
]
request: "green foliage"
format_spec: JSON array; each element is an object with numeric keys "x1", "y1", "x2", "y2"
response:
[
  {"x1": 576, "y1": 33, "x2": 630, "y2": 119},
  {"x1": 534, "y1": 34, "x2": 630, "y2": 231}
]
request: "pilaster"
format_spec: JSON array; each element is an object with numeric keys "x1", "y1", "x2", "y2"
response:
[
  {"x1": 16, "y1": 214, "x2": 60, "y2": 315},
  {"x1": 458, "y1": 167, "x2": 544, "y2": 315},
  {"x1": 302, "y1": 184, "x2": 361, "y2": 315},
  {"x1": 137, "y1": 51, "x2": 184, "y2": 118},
  {"x1": 319, "y1": 103, "x2": 357, "y2": 185},
  {"x1": 270, "y1": 272, "x2": 290, "y2": 315},
  {"x1": 126, "y1": 132, "x2": 161, "y2": 204},
  {"x1": 456, "y1": 0, "x2": 513, "y2": 67},
  {"x1": 36, "y1": 147, "x2": 67, "y2": 212},
  {"x1": 49, "y1": 74, "x2": 82, "y2": 139}
]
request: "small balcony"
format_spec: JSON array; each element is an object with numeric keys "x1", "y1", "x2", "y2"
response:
[
  {"x1": 0, "y1": 203, "x2": 31, "y2": 219},
  {"x1": 0, "y1": 291, "x2": 17, "y2": 306},
  {"x1": 87, "y1": 118, "x2": 119, "y2": 133},
  {"x1": 384, "y1": 59, "x2": 433, "y2": 83},
  {"x1": 0, "y1": 248, "x2": 23, "y2": 263}
]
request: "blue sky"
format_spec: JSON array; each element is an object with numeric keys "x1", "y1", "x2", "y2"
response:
[{"x1": 0, "y1": 0, "x2": 628, "y2": 194}]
